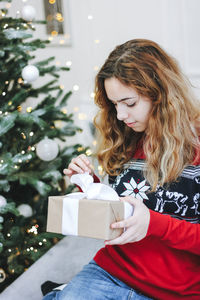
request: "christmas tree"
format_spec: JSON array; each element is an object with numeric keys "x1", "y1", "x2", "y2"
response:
[{"x1": 0, "y1": 1, "x2": 86, "y2": 291}]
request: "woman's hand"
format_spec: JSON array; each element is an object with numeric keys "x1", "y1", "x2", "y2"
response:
[
  {"x1": 63, "y1": 154, "x2": 93, "y2": 178},
  {"x1": 105, "y1": 196, "x2": 150, "y2": 246}
]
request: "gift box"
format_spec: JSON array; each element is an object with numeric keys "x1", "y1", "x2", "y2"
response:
[{"x1": 47, "y1": 173, "x2": 133, "y2": 240}]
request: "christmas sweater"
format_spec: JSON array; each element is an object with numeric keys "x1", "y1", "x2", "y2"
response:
[{"x1": 94, "y1": 150, "x2": 200, "y2": 300}]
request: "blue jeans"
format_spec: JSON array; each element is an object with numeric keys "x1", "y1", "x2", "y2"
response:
[{"x1": 42, "y1": 260, "x2": 153, "y2": 300}]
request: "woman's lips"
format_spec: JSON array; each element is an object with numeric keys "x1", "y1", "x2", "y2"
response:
[{"x1": 125, "y1": 122, "x2": 137, "y2": 127}]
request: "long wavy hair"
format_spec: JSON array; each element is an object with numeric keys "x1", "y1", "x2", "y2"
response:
[{"x1": 94, "y1": 39, "x2": 200, "y2": 191}]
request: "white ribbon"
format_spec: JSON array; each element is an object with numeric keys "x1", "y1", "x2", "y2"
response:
[{"x1": 62, "y1": 173, "x2": 133, "y2": 236}]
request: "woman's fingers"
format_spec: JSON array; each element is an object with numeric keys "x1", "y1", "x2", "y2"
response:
[{"x1": 63, "y1": 154, "x2": 92, "y2": 177}]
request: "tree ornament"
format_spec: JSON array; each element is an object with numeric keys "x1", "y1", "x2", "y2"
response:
[
  {"x1": 22, "y1": 65, "x2": 39, "y2": 83},
  {"x1": 0, "y1": 195, "x2": 7, "y2": 208},
  {"x1": 36, "y1": 137, "x2": 59, "y2": 161},
  {"x1": 0, "y1": 268, "x2": 6, "y2": 283},
  {"x1": 21, "y1": 5, "x2": 36, "y2": 21},
  {"x1": 17, "y1": 204, "x2": 33, "y2": 218}
]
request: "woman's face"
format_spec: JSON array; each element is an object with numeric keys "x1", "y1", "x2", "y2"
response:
[{"x1": 104, "y1": 77, "x2": 152, "y2": 132}]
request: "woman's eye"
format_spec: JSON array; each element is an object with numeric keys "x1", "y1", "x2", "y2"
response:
[{"x1": 127, "y1": 102, "x2": 136, "y2": 107}]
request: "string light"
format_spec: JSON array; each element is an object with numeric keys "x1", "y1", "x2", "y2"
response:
[
  {"x1": 86, "y1": 149, "x2": 92, "y2": 156},
  {"x1": 2, "y1": 92, "x2": 6, "y2": 96},
  {"x1": 73, "y1": 106, "x2": 79, "y2": 112},
  {"x1": 7, "y1": 233, "x2": 11, "y2": 237},
  {"x1": 61, "y1": 108, "x2": 67, "y2": 114},
  {"x1": 26, "y1": 107, "x2": 32, "y2": 113},
  {"x1": 88, "y1": 15, "x2": 93, "y2": 20},
  {"x1": 0, "y1": 111, "x2": 2, "y2": 115},
  {"x1": 21, "y1": 132, "x2": 26, "y2": 139},
  {"x1": 49, "y1": 0, "x2": 56, "y2": 4},
  {"x1": 1, "y1": 11, "x2": 6, "y2": 17},
  {"x1": 17, "y1": 106, "x2": 22, "y2": 112},
  {"x1": 90, "y1": 92, "x2": 95, "y2": 98},
  {"x1": 29, "y1": 132, "x2": 34, "y2": 136},
  {"x1": 73, "y1": 85, "x2": 79, "y2": 91},
  {"x1": 56, "y1": 13, "x2": 64, "y2": 22},
  {"x1": 60, "y1": 84, "x2": 64, "y2": 89},
  {"x1": 21, "y1": 150, "x2": 25, "y2": 154},
  {"x1": 54, "y1": 120, "x2": 62, "y2": 128},
  {"x1": 66, "y1": 61, "x2": 72, "y2": 67},
  {"x1": 92, "y1": 140, "x2": 97, "y2": 146},
  {"x1": 77, "y1": 147, "x2": 84, "y2": 152},
  {"x1": 94, "y1": 66, "x2": 99, "y2": 71},
  {"x1": 27, "y1": 225, "x2": 38, "y2": 235},
  {"x1": 98, "y1": 165, "x2": 104, "y2": 175},
  {"x1": 51, "y1": 30, "x2": 58, "y2": 37},
  {"x1": 78, "y1": 113, "x2": 87, "y2": 120},
  {"x1": 94, "y1": 39, "x2": 100, "y2": 44}
]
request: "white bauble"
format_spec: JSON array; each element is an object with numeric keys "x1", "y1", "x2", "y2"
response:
[
  {"x1": 21, "y1": 5, "x2": 36, "y2": 21},
  {"x1": 22, "y1": 65, "x2": 39, "y2": 83},
  {"x1": 0, "y1": 195, "x2": 7, "y2": 208},
  {"x1": 36, "y1": 138, "x2": 59, "y2": 161},
  {"x1": 0, "y1": 268, "x2": 6, "y2": 283},
  {"x1": 17, "y1": 204, "x2": 33, "y2": 218}
]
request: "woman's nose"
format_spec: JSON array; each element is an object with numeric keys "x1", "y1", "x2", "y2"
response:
[{"x1": 116, "y1": 105, "x2": 128, "y2": 121}]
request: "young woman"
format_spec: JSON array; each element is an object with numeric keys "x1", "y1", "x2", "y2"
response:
[{"x1": 43, "y1": 39, "x2": 200, "y2": 300}]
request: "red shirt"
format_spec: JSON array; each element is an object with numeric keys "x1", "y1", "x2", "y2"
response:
[{"x1": 94, "y1": 150, "x2": 200, "y2": 299}]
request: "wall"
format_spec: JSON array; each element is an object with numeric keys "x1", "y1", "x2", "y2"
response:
[{"x1": 4, "y1": 0, "x2": 200, "y2": 150}]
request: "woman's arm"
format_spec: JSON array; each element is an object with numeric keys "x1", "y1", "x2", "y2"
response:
[
  {"x1": 105, "y1": 196, "x2": 200, "y2": 256},
  {"x1": 146, "y1": 209, "x2": 200, "y2": 255}
]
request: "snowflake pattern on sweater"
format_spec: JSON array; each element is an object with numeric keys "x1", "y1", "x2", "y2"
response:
[{"x1": 109, "y1": 159, "x2": 200, "y2": 224}]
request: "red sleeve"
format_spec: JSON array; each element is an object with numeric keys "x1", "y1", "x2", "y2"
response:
[{"x1": 146, "y1": 210, "x2": 200, "y2": 255}]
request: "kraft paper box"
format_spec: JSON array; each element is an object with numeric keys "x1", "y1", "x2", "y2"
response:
[
  {"x1": 46, "y1": 173, "x2": 133, "y2": 240},
  {"x1": 47, "y1": 195, "x2": 124, "y2": 240}
]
